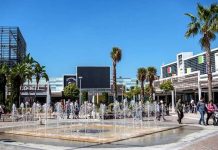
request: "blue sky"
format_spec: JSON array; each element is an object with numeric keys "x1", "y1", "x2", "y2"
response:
[{"x1": 1, "y1": 0, "x2": 217, "y2": 78}]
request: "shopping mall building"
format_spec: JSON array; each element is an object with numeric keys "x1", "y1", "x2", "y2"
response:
[
  {"x1": 2, "y1": 26, "x2": 217, "y2": 106},
  {"x1": 154, "y1": 47, "x2": 218, "y2": 106}
]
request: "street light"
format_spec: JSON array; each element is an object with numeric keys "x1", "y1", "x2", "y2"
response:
[
  {"x1": 120, "y1": 85, "x2": 124, "y2": 102},
  {"x1": 79, "y1": 76, "x2": 83, "y2": 106}
]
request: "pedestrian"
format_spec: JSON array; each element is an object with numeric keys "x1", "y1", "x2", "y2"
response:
[
  {"x1": 197, "y1": 97, "x2": 206, "y2": 125},
  {"x1": 176, "y1": 99, "x2": 184, "y2": 124},
  {"x1": 66, "y1": 99, "x2": 71, "y2": 119},
  {"x1": 156, "y1": 102, "x2": 161, "y2": 121},
  {"x1": 0, "y1": 105, "x2": 4, "y2": 120},
  {"x1": 190, "y1": 99, "x2": 195, "y2": 113},
  {"x1": 159, "y1": 100, "x2": 166, "y2": 121},
  {"x1": 206, "y1": 100, "x2": 216, "y2": 125}
]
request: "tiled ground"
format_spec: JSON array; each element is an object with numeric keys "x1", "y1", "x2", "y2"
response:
[{"x1": 0, "y1": 112, "x2": 217, "y2": 150}]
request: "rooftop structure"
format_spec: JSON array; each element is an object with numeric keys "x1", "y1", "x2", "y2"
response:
[{"x1": 0, "y1": 26, "x2": 26, "y2": 67}]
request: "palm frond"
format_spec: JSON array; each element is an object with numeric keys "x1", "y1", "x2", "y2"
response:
[
  {"x1": 199, "y1": 36, "x2": 209, "y2": 49},
  {"x1": 210, "y1": 3, "x2": 218, "y2": 13},
  {"x1": 209, "y1": 13, "x2": 218, "y2": 32},
  {"x1": 198, "y1": 3, "x2": 212, "y2": 22},
  {"x1": 207, "y1": 31, "x2": 216, "y2": 41},
  {"x1": 137, "y1": 67, "x2": 147, "y2": 82},
  {"x1": 185, "y1": 13, "x2": 197, "y2": 22},
  {"x1": 185, "y1": 22, "x2": 200, "y2": 38},
  {"x1": 110, "y1": 47, "x2": 122, "y2": 63},
  {"x1": 147, "y1": 67, "x2": 157, "y2": 82}
]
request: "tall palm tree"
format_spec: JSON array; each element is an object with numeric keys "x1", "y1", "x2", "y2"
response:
[
  {"x1": 34, "y1": 63, "x2": 49, "y2": 101},
  {"x1": 0, "y1": 64, "x2": 9, "y2": 105},
  {"x1": 147, "y1": 67, "x2": 157, "y2": 101},
  {"x1": 137, "y1": 68, "x2": 147, "y2": 102},
  {"x1": 23, "y1": 54, "x2": 37, "y2": 103},
  {"x1": 110, "y1": 47, "x2": 122, "y2": 101},
  {"x1": 185, "y1": 3, "x2": 218, "y2": 101}
]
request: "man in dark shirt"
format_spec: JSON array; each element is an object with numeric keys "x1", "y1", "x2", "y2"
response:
[{"x1": 176, "y1": 99, "x2": 184, "y2": 124}]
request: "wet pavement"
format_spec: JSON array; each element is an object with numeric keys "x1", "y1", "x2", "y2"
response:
[{"x1": 0, "y1": 113, "x2": 217, "y2": 150}]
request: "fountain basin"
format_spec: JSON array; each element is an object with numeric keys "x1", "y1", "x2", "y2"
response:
[{"x1": 5, "y1": 123, "x2": 183, "y2": 143}]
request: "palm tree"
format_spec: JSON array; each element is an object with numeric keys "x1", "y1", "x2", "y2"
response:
[
  {"x1": 137, "y1": 68, "x2": 147, "y2": 102},
  {"x1": 110, "y1": 47, "x2": 122, "y2": 101},
  {"x1": 0, "y1": 64, "x2": 9, "y2": 105},
  {"x1": 147, "y1": 67, "x2": 157, "y2": 101},
  {"x1": 10, "y1": 63, "x2": 28, "y2": 106},
  {"x1": 34, "y1": 63, "x2": 49, "y2": 102},
  {"x1": 185, "y1": 3, "x2": 218, "y2": 101},
  {"x1": 23, "y1": 54, "x2": 37, "y2": 103}
]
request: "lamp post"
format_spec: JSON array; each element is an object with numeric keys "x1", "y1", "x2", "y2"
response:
[
  {"x1": 79, "y1": 76, "x2": 83, "y2": 106},
  {"x1": 120, "y1": 85, "x2": 124, "y2": 102}
]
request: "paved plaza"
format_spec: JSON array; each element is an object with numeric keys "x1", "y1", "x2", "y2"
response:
[{"x1": 0, "y1": 112, "x2": 217, "y2": 150}]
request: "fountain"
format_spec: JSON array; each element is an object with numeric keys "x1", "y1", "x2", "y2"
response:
[
  {"x1": 11, "y1": 104, "x2": 17, "y2": 133},
  {"x1": 6, "y1": 98, "x2": 183, "y2": 144}
]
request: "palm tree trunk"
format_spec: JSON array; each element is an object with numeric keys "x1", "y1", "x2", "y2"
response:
[
  {"x1": 28, "y1": 80, "x2": 31, "y2": 105},
  {"x1": 141, "y1": 81, "x2": 144, "y2": 101},
  {"x1": 35, "y1": 82, "x2": 39, "y2": 102},
  {"x1": 19, "y1": 84, "x2": 23, "y2": 106},
  {"x1": 16, "y1": 77, "x2": 21, "y2": 107},
  {"x1": 149, "y1": 81, "x2": 153, "y2": 101},
  {"x1": 205, "y1": 44, "x2": 213, "y2": 101},
  {"x1": 113, "y1": 61, "x2": 117, "y2": 101},
  {"x1": 0, "y1": 75, "x2": 6, "y2": 105}
]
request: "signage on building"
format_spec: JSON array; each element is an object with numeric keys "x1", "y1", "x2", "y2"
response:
[
  {"x1": 64, "y1": 75, "x2": 77, "y2": 87},
  {"x1": 186, "y1": 68, "x2": 191, "y2": 74},
  {"x1": 167, "y1": 67, "x2": 172, "y2": 74},
  {"x1": 77, "y1": 66, "x2": 110, "y2": 89},
  {"x1": 198, "y1": 55, "x2": 204, "y2": 64},
  {"x1": 21, "y1": 85, "x2": 47, "y2": 92}
]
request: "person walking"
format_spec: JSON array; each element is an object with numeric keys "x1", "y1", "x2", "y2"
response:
[
  {"x1": 66, "y1": 99, "x2": 71, "y2": 119},
  {"x1": 176, "y1": 99, "x2": 184, "y2": 124},
  {"x1": 159, "y1": 100, "x2": 166, "y2": 121},
  {"x1": 156, "y1": 102, "x2": 161, "y2": 121},
  {"x1": 0, "y1": 105, "x2": 4, "y2": 120},
  {"x1": 190, "y1": 99, "x2": 195, "y2": 113},
  {"x1": 197, "y1": 97, "x2": 206, "y2": 125},
  {"x1": 206, "y1": 100, "x2": 216, "y2": 125}
]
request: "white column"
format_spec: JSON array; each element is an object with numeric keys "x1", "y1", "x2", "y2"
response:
[
  {"x1": 97, "y1": 93, "x2": 99, "y2": 105},
  {"x1": 153, "y1": 93, "x2": 155, "y2": 101},
  {"x1": 198, "y1": 86, "x2": 201, "y2": 101},
  {"x1": 171, "y1": 90, "x2": 175, "y2": 113},
  {"x1": 198, "y1": 71, "x2": 201, "y2": 101}
]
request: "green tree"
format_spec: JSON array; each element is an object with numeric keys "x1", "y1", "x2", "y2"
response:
[
  {"x1": 160, "y1": 80, "x2": 174, "y2": 104},
  {"x1": 124, "y1": 90, "x2": 133, "y2": 100},
  {"x1": 102, "y1": 92, "x2": 109, "y2": 105},
  {"x1": 23, "y1": 54, "x2": 37, "y2": 101},
  {"x1": 110, "y1": 47, "x2": 122, "y2": 101},
  {"x1": 34, "y1": 63, "x2": 49, "y2": 101},
  {"x1": 147, "y1": 67, "x2": 157, "y2": 101},
  {"x1": 133, "y1": 86, "x2": 141, "y2": 101},
  {"x1": 63, "y1": 83, "x2": 79, "y2": 101},
  {"x1": 10, "y1": 63, "x2": 28, "y2": 106},
  {"x1": 185, "y1": 3, "x2": 218, "y2": 101},
  {"x1": 137, "y1": 67, "x2": 147, "y2": 101},
  {"x1": 0, "y1": 63, "x2": 9, "y2": 105}
]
